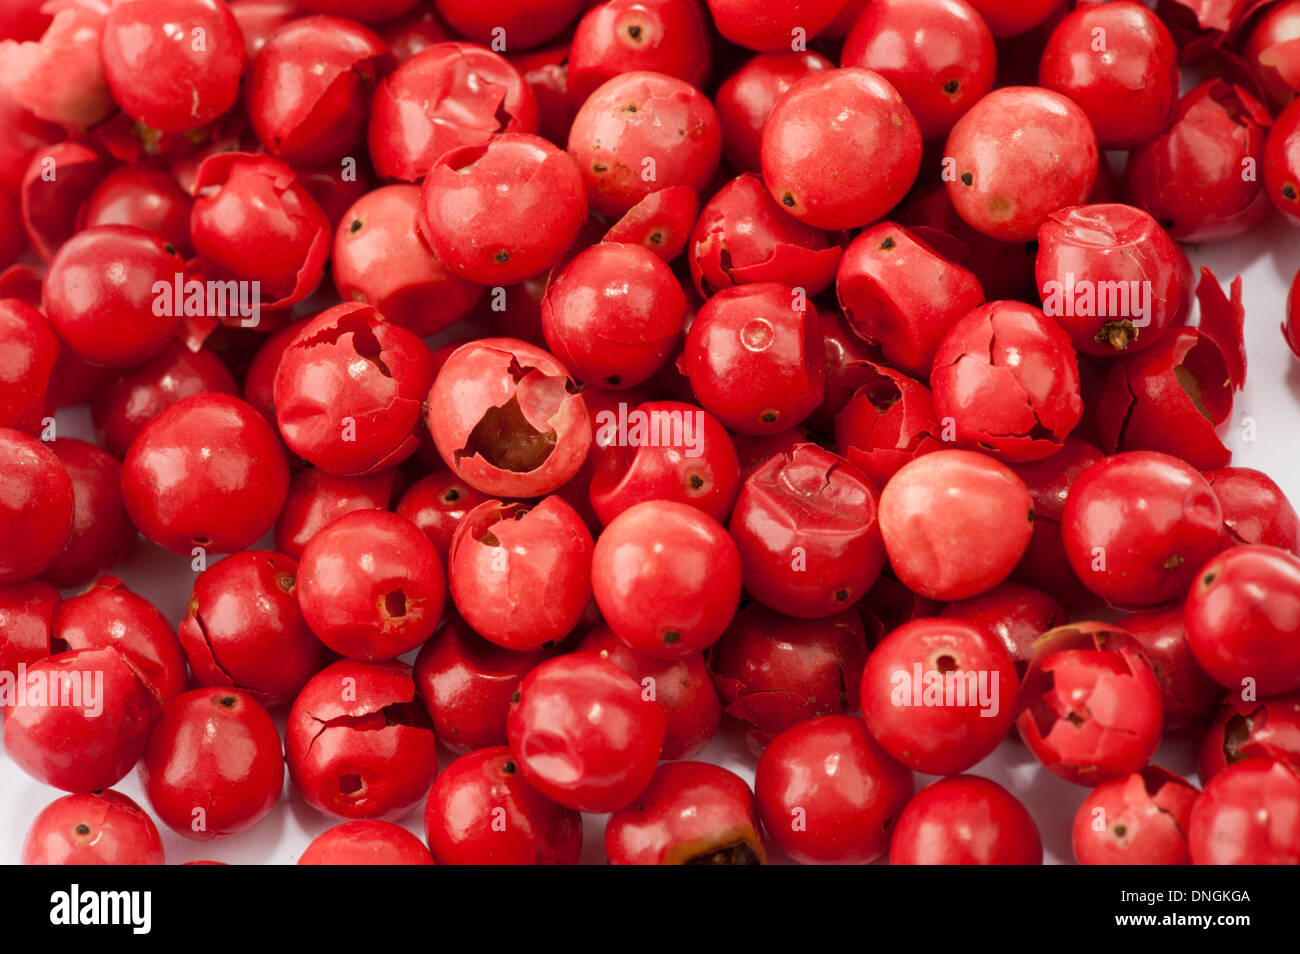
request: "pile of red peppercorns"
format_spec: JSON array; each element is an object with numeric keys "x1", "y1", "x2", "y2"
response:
[{"x1": 3, "y1": 0, "x2": 1300, "y2": 868}]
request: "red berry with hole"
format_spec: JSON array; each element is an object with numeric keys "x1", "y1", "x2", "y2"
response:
[
  {"x1": 940, "y1": 582, "x2": 1065, "y2": 676},
  {"x1": 426, "y1": 337, "x2": 591, "y2": 498},
  {"x1": 1198, "y1": 693, "x2": 1300, "y2": 785},
  {"x1": 755, "y1": 714, "x2": 913, "y2": 865},
  {"x1": 861, "y1": 617, "x2": 1020, "y2": 774},
  {"x1": 891, "y1": 775, "x2": 1042, "y2": 865},
  {"x1": 568, "y1": 0, "x2": 711, "y2": 106},
  {"x1": 297, "y1": 510, "x2": 446, "y2": 661},
  {"x1": 286, "y1": 659, "x2": 438, "y2": 820},
  {"x1": 395, "y1": 468, "x2": 488, "y2": 565}
]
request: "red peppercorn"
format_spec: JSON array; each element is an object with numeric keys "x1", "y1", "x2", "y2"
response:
[
  {"x1": 891, "y1": 775, "x2": 1043, "y2": 865},
  {"x1": 276, "y1": 468, "x2": 403, "y2": 559},
  {"x1": 299, "y1": 820, "x2": 434, "y2": 865},
  {"x1": 140, "y1": 688, "x2": 284, "y2": 840},
  {"x1": 715, "y1": 51, "x2": 833, "y2": 173},
  {"x1": 940, "y1": 581, "x2": 1065, "y2": 676},
  {"x1": 23, "y1": 790, "x2": 164, "y2": 865},
  {"x1": 395, "y1": 468, "x2": 488, "y2": 564},
  {"x1": 606, "y1": 761, "x2": 765, "y2": 865},
  {"x1": 1015, "y1": 623, "x2": 1163, "y2": 786},
  {"x1": 1198, "y1": 693, "x2": 1300, "y2": 785},
  {"x1": 507, "y1": 653, "x2": 666, "y2": 813},
  {"x1": 568, "y1": 0, "x2": 711, "y2": 107},
  {"x1": 0, "y1": 428, "x2": 73, "y2": 584},
  {"x1": 1072, "y1": 767, "x2": 1198, "y2": 865},
  {"x1": 286, "y1": 659, "x2": 438, "y2": 820},
  {"x1": 0, "y1": 580, "x2": 57, "y2": 674},
  {"x1": 754, "y1": 714, "x2": 913, "y2": 865},
  {"x1": 40, "y1": 439, "x2": 136, "y2": 588},
  {"x1": 1187, "y1": 758, "x2": 1300, "y2": 865},
  {"x1": 1205, "y1": 467, "x2": 1300, "y2": 554},
  {"x1": 1117, "y1": 603, "x2": 1223, "y2": 731}
]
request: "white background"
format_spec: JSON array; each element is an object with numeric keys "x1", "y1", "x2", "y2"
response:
[{"x1": 3, "y1": 183, "x2": 1299, "y2": 865}]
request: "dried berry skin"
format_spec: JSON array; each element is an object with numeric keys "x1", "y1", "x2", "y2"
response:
[
  {"x1": 1072, "y1": 767, "x2": 1198, "y2": 865},
  {"x1": 761, "y1": 68, "x2": 922, "y2": 231},
  {"x1": 729, "y1": 444, "x2": 885, "y2": 619},
  {"x1": 606, "y1": 761, "x2": 765, "y2": 865},
  {"x1": 892, "y1": 775, "x2": 1043, "y2": 865},
  {"x1": 834, "y1": 362, "x2": 942, "y2": 489}
]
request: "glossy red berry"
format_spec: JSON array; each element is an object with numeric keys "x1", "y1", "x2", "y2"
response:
[
  {"x1": 577, "y1": 622, "x2": 720, "y2": 760},
  {"x1": 3, "y1": 646, "x2": 156, "y2": 793},
  {"x1": 1126, "y1": 80, "x2": 1271, "y2": 242},
  {"x1": 426, "y1": 337, "x2": 591, "y2": 498},
  {"x1": 1185, "y1": 545, "x2": 1300, "y2": 697},
  {"x1": 0, "y1": 428, "x2": 73, "y2": 584},
  {"x1": 891, "y1": 775, "x2": 1042, "y2": 865},
  {"x1": 299, "y1": 820, "x2": 434, "y2": 865},
  {"x1": 589, "y1": 400, "x2": 740, "y2": 526},
  {"x1": 140, "y1": 688, "x2": 284, "y2": 840},
  {"x1": 755, "y1": 714, "x2": 913, "y2": 865},
  {"x1": 879, "y1": 449, "x2": 1035, "y2": 601},
  {"x1": 592, "y1": 500, "x2": 741, "y2": 659},
  {"x1": 709, "y1": 603, "x2": 869, "y2": 752},
  {"x1": 394, "y1": 468, "x2": 487, "y2": 565},
  {"x1": 449, "y1": 497, "x2": 593, "y2": 651},
  {"x1": 1062, "y1": 451, "x2": 1222, "y2": 608},
  {"x1": 705, "y1": 0, "x2": 846, "y2": 51},
  {"x1": 433, "y1": 0, "x2": 581, "y2": 49},
  {"x1": 861, "y1": 617, "x2": 1020, "y2": 774},
  {"x1": 0, "y1": 580, "x2": 56, "y2": 674},
  {"x1": 424, "y1": 745, "x2": 582, "y2": 865},
  {"x1": 92, "y1": 342, "x2": 239, "y2": 459},
  {"x1": 1198, "y1": 693, "x2": 1300, "y2": 785},
  {"x1": 1035, "y1": 203, "x2": 1191, "y2": 356},
  {"x1": 606, "y1": 761, "x2": 765, "y2": 865},
  {"x1": 121, "y1": 393, "x2": 290, "y2": 555},
  {"x1": 367, "y1": 42, "x2": 538, "y2": 182},
  {"x1": 246, "y1": 15, "x2": 386, "y2": 164},
  {"x1": 680, "y1": 283, "x2": 825, "y2": 435},
  {"x1": 51, "y1": 575, "x2": 186, "y2": 701},
  {"x1": 761, "y1": 68, "x2": 921, "y2": 230},
  {"x1": 842, "y1": 0, "x2": 996, "y2": 140},
  {"x1": 542, "y1": 242, "x2": 686, "y2": 388},
  {"x1": 507, "y1": 653, "x2": 667, "y2": 813},
  {"x1": 276, "y1": 468, "x2": 402, "y2": 560},
  {"x1": 729, "y1": 444, "x2": 884, "y2": 618},
  {"x1": 81, "y1": 166, "x2": 195, "y2": 258},
  {"x1": 42, "y1": 225, "x2": 185, "y2": 369},
  {"x1": 1015, "y1": 623, "x2": 1163, "y2": 787},
  {"x1": 190, "y1": 152, "x2": 331, "y2": 309},
  {"x1": 1038, "y1": 1, "x2": 1178, "y2": 149},
  {"x1": 690, "y1": 174, "x2": 841, "y2": 299},
  {"x1": 420, "y1": 133, "x2": 587, "y2": 286},
  {"x1": 286, "y1": 659, "x2": 438, "y2": 820},
  {"x1": 939, "y1": 582, "x2": 1065, "y2": 676},
  {"x1": 836, "y1": 221, "x2": 984, "y2": 379},
  {"x1": 274, "y1": 303, "x2": 434, "y2": 476},
  {"x1": 601, "y1": 185, "x2": 699, "y2": 262},
  {"x1": 715, "y1": 51, "x2": 834, "y2": 173},
  {"x1": 179, "y1": 550, "x2": 327, "y2": 705},
  {"x1": 1187, "y1": 758, "x2": 1300, "y2": 865},
  {"x1": 333, "y1": 185, "x2": 482, "y2": 337},
  {"x1": 568, "y1": 0, "x2": 711, "y2": 106},
  {"x1": 566, "y1": 71, "x2": 721, "y2": 218},
  {"x1": 944, "y1": 86, "x2": 1098, "y2": 241},
  {"x1": 101, "y1": 0, "x2": 245, "y2": 133},
  {"x1": 930, "y1": 300, "x2": 1083, "y2": 462},
  {"x1": 1072, "y1": 767, "x2": 1198, "y2": 865},
  {"x1": 297, "y1": 510, "x2": 446, "y2": 661},
  {"x1": 0, "y1": 299, "x2": 59, "y2": 436},
  {"x1": 40, "y1": 439, "x2": 135, "y2": 588},
  {"x1": 22, "y1": 791, "x2": 164, "y2": 865}
]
